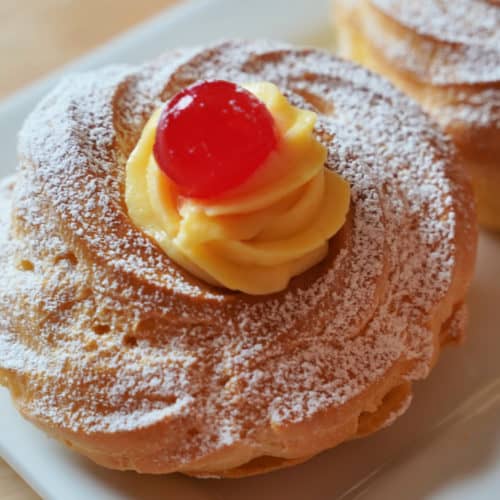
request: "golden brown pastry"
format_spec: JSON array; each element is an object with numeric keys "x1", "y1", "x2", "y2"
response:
[
  {"x1": 0, "y1": 41, "x2": 477, "y2": 477},
  {"x1": 333, "y1": 0, "x2": 500, "y2": 229}
]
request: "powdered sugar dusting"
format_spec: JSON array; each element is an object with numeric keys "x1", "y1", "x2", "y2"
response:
[{"x1": 0, "y1": 41, "x2": 475, "y2": 468}]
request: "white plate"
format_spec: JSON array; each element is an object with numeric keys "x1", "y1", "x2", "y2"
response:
[{"x1": 1, "y1": 1, "x2": 500, "y2": 499}]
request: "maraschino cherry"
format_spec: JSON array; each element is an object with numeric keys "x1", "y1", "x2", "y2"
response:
[{"x1": 153, "y1": 80, "x2": 278, "y2": 199}]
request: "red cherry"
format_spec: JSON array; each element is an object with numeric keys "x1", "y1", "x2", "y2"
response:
[{"x1": 153, "y1": 80, "x2": 277, "y2": 198}]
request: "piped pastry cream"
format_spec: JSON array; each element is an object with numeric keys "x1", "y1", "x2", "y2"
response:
[{"x1": 126, "y1": 81, "x2": 350, "y2": 294}]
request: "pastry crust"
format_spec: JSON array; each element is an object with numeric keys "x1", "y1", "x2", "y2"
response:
[
  {"x1": 0, "y1": 41, "x2": 477, "y2": 477},
  {"x1": 333, "y1": 0, "x2": 500, "y2": 229}
]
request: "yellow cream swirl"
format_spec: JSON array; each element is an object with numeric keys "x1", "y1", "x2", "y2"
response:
[{"x1": 125, "y1": 82, "x2": 350, "y2": 294}]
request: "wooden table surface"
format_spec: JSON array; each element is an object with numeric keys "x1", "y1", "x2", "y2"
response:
[{"x1": 0, "y1": 1, "x2": 179, "y2": 498}]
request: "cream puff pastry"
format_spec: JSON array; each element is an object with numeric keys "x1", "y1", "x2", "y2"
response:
[
  {"x1": 0, "y1": 41, "x2": 477, "y2": 477},
  {"x1": 333, "y1": 0, "x2": 500, "y2": 229}
]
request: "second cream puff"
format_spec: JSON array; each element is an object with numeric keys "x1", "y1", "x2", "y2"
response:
[{"x1": 333, "y1": 0, "x2": 500, "y2": 229}]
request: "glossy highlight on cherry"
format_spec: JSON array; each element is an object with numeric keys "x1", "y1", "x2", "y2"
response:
[{"x1": 153, "y1": 80, "x2": 278, "y2": 198}]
